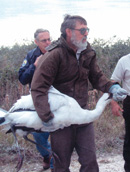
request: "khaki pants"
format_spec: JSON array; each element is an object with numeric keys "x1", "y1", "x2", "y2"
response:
[{"x1": 50, "y1": 123, "x2": 99, "y2": 172}]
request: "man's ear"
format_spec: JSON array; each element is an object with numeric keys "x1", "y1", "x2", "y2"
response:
[
  {"x1": 34, "y1": 39, "x2": 38, "y2": 46},
  {"x1": 66, "y1": 28, "x2": 72, "y2": 37}
]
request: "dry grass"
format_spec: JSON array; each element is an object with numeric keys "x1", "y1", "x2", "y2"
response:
[{"x1": 95, "y1": 105, "x2": 124, "y2": 153}]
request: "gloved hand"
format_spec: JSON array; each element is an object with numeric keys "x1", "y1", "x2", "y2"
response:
[
  {"x1": 109, "y1": 84, "x2": 128, "y2": 101},
  {"x1": 43, "y1": 119, "x2": 53, "y2": 127}
]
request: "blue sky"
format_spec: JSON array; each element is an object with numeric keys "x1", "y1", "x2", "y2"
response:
[{"x1": 0, "y1": 0, "x2": 130, "y2": 46}]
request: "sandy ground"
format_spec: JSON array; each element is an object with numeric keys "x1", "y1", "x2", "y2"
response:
[
  {"x1": 45, "y1": 151, "x2": 125, "y2": 172},
  {"x1": 0, "y1": 150, "x2": 125, "y2": 172},
  {"x1": 97, "y1": 153, "x2": 124, "y2": 172}
]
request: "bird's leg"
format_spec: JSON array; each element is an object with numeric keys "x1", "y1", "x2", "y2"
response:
[
  {"x1": 23, "y1": 134, "x2": 61, "y2": 165},
  {"x1": 23, "y1": 134, "x2": 53, "y2": 155},
  {"x1": 10, "y1": 125, "x2": 24, "y2": 172}
]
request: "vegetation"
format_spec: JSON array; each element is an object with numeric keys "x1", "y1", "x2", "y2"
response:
[
  {"x1": 0, "y1": 42, "x2": 35, "y2": 109},
  {"x1": 0, "y1": 37, "x2": 130, "y2": 166},
  {"x1": 92, "y1": 37, "x2": 130, "y2": 77}
]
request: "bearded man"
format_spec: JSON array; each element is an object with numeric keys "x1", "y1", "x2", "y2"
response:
[{"x1": 31, "y1": 15, "x2": 127, "y2": 172}]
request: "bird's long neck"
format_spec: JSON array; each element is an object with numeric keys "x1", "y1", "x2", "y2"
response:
[{"x1": 73, "y1": 94, "x2": 111, "y2": 125}]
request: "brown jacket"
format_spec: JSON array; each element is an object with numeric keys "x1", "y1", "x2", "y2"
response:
[{"x1": 31, "y1": 36, "x2": 113, "y2": 122}]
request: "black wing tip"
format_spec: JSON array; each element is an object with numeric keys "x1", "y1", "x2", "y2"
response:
[
  {"x1": 106, "y1": 93, "x2": 113, "y2": 100},
  {"x1": 0, "y1": 117, "x2": 5, "y2": 124}
]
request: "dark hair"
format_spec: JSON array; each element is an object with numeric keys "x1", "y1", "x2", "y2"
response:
[
  {"x1": 60, "y1": 14, "x2": 87, "y2": 38},
  {"x1": 34, "y1": 29, "x2": 49, "y2": 40}
]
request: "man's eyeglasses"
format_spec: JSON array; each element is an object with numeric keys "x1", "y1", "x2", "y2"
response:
[
  {"x1": 39, "y1": 38, "x2": 51, "y2": 43},
  {"x1": 71, "y1": 28, "x2": 90, "y2": 35}
]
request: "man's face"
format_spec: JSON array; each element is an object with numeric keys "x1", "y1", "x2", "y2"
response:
[
  {"x1": 70, "y1": 21, "x2": 89, "y2": 49},
  {"x1": 35, "y1": 32, "x2": 51, "y2": 53}
]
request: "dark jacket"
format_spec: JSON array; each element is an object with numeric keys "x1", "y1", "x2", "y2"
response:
[
  {"x1": 31, "y1": 36, "x2": 114, "y2": 122},
  {"x1": 19, "y1": 46, "x2": 43, "y2": 87}
]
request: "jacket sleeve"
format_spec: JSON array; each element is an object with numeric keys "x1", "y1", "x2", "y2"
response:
[
  {"x1": 31, "y1": 51, "x2": 60, "y2": 122},
  {"x1": 18, "y1": 54, "x2": 35, "y2": 85}
]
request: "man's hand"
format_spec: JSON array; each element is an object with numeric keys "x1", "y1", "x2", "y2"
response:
[
  {"x1": 34, "y1": 55, "x2": 42, "y2": 67},
  {"x1": 111, "y1": 100, "x2": 123, "y2": 116},
  {"x1": 42, "y1": 112, "x2": 54, "y2": 127},
  {"x1": 109, "y1": 84, "x2": 128, "y2": 101},
  {"x1": 43, "y1": 119, "x2": 53, "y2": 127}
]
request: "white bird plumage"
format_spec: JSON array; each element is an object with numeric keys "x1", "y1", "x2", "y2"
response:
[{"x1": 0, "y1": 86, "x2": 111, "y2": 134}]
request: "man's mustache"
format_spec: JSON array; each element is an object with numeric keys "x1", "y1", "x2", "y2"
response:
[{"x1": 82, "y1": 36, "x2": 87, "y2": 41}]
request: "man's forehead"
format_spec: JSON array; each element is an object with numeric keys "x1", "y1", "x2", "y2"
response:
[
  {"x1": 38, "y1": 32, "x2": 50, "y2": 38},
  {"x1": 75, "y1": 21, "x2": 87, "y2": 28}
]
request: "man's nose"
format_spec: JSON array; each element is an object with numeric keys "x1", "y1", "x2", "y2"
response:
[{"x1": 85, "y1": 30, "x2": 89, "y2": 36}]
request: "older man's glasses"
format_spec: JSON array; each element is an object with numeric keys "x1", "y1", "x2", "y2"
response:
[
  {"x1": 39, "y1": 38, "x2": 51, "y2": 43},
  {"x1": 71, "y1": 28, "x2": 90, "y2": 35}
]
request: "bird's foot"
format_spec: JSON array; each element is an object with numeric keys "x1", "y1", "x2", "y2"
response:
[{"x1": 15, "y1": 154, "x2": 24, "y2": 172}]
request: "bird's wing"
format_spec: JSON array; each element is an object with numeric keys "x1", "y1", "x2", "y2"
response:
[
  {"x1": 7, "y1": 111, "x2": 43, "y2": 130},
  {"x1": 9, "y1": 94, "x2": 35, "y2": 112},
  {"x1": 48, "y1": 90, "x2": 72, "y2": 114}
]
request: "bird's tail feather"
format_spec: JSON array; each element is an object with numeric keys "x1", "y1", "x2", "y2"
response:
[
  {"x1": 0, "y1": 117, "x2": 5, "y2": 124},
  {"x1": 0, "y1": 108, "x2": 9, "y2": 125}
]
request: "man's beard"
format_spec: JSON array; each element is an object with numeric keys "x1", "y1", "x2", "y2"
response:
[{"x1": 71, "y1": 31, "x2": 87, "y2": 49}]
